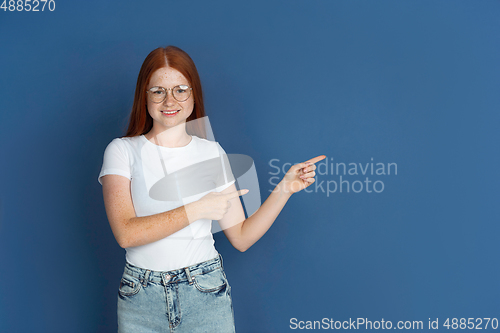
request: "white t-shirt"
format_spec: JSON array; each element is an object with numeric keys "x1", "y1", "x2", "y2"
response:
[{"x1": 98, "y1": 134, "x2": 235, "y2": 271}]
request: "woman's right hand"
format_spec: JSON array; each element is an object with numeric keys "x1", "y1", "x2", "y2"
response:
[{"x1": 186, "y1": 189, "x2": 249, "y2": 222}]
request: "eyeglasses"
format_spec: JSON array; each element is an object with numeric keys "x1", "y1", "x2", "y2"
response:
[{"x1": 146, "y1": 85, "x2": 193, "y2": 103}]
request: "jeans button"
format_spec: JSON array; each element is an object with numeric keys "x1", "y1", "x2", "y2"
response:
[{"x1": 164, "y1": 274, "x2": 171, "y2": 282}]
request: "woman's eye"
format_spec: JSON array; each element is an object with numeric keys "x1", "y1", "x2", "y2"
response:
[
  {"x1": 176, "y1": 89, "x2": 186, "y2": 93},
  {"x1": 153, "y1": 90, "x2": 163, "y2": 95}
]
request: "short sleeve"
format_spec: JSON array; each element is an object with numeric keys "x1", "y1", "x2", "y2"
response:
[
  {"x1": 215, "y1": 142, "x2": 236, "y2": 192},
  {"x1": 98, "y1": 138, "x2": 132, "y2": 185}
]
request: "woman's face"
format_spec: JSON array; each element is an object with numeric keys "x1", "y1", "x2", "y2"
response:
[{"x1": 146, "y1": 66, "x2": 194, "y2": 133}]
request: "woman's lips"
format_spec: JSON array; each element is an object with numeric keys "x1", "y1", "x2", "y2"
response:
[{"x1": 161, "y1": 110, "x2": 180, "y2": 117}]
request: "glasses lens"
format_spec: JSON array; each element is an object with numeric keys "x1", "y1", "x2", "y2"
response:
[
  {"x1": 148, "y1": 87, "x2": 166, "y2": 103},
  {"x1": 173, "y1": 85, "x2": 191, "y2": 102}
]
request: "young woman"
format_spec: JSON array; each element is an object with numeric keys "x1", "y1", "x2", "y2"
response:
[{"x1": 98, "y1": 45, "x2": 325, "y2": 332}]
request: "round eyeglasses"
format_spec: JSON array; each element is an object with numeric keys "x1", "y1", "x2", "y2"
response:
[{"x1": 146, "y1": 85, "x2": 193, "y2": 103}]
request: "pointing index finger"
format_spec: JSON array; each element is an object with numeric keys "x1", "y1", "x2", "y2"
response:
[
  {"x1": 225, "y1": 189, "x2": 249, "y2": 199},
  {"x1": 305, "y1": 155, "x2": 326, "y2": 165}
]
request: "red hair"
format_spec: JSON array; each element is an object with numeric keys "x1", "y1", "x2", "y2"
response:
[{"x1": 123, "y1": 45, "x2": 207, "y2": 138}]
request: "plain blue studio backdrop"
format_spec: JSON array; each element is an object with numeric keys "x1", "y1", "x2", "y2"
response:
[{"x1": 1, "y1": 1, "x2": 499, "y2": 332}]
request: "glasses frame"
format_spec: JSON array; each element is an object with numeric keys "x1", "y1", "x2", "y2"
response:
[{"x1": 146, "y1": 85, "x2": 193, "y2": 103}]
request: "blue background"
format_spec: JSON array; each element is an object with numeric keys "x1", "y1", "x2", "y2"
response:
[{"x1": 1, "y1": 1, "x2": 499, "y2": 332}]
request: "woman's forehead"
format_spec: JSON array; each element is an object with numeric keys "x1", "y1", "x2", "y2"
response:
[{"x1": 149, "y1": 67, "x2": 189, "y2": 86}]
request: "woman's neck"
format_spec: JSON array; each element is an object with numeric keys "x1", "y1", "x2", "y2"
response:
[{"x1": 145, "y1": 125, "x2": 192, "y2": 148}]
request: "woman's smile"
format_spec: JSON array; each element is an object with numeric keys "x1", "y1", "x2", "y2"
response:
[{"x1": 161, "y1": 109, "x2": 180, "y2": 116}]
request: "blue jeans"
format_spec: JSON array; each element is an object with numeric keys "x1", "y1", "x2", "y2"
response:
[{"x1": 117, "y1": 253, "x2": 236, "y2": 333}]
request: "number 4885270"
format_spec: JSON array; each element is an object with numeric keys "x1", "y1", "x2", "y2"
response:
[{"x1": 1, "y1": 0, "x2": 56, "y2": 11}]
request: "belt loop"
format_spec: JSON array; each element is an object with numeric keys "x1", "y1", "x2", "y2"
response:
[
  {"x1": 142, "y1": 270, "x2": 151, "y2": 287},
  {"x1": 185, "y1": 267, "x2": 193, "y2": 285},
  {"x1": 219, "y1": 253, "x2": 223, "y2": 268}
]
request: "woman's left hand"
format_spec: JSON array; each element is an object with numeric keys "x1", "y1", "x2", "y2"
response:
[{"x1": 276, "y1": 155, "x2": 326, "y2": 195}]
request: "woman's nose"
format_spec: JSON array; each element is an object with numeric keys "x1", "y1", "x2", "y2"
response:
[{"x1": 163, "y1": 89, "x2": 176, "y2": 105}]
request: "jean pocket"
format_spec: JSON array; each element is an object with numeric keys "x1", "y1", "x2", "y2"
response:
[
  {"x1": 118, "y1": 273, "x2": 141, "y2": 297},
  {"x1": 192, "y1": 267, "x2": 227, "y2": 293}
]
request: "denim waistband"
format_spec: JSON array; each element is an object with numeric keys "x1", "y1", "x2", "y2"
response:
[{"x1": 123, "y1": 253, "x2": 224, "y2": 286}]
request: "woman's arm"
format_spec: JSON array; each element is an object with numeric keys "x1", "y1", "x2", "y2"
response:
[
  {"x1": 218, "y1": 155, "x2": 326, "y2": 252},
  {"x1": 218, "y1": 182, "x2": 291, "y2": 252},
  {"x1": 102, "y1": 174, "x2": 200, "y2": 248},
  {"x1": 101, "y1": 174, "x2": 248, "y2": 248}
]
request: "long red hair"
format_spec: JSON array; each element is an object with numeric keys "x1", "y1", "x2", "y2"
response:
[{"x1": 123, "y1": 45, "x2": 207, "y2": 138}]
